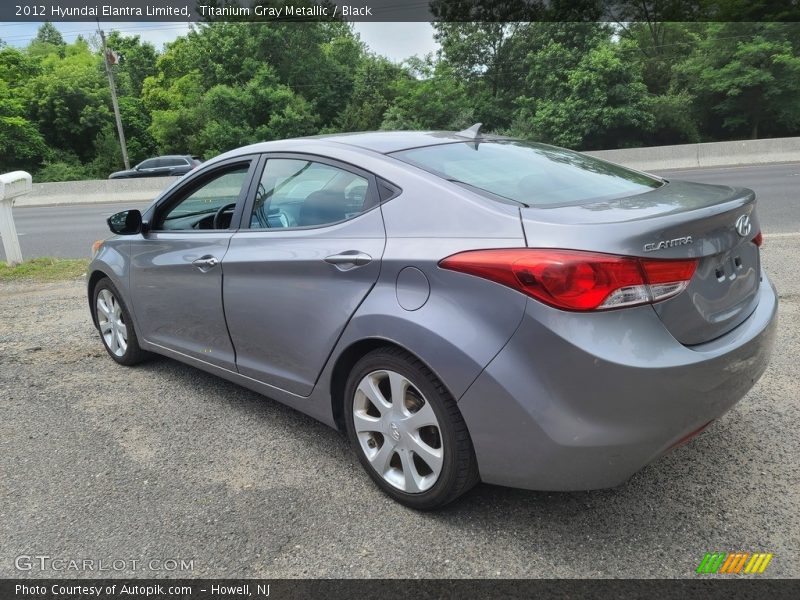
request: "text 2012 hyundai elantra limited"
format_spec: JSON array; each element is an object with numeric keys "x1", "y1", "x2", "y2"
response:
[{"x1": 88, "y1": 127, "x2": 777, "y2": 509}]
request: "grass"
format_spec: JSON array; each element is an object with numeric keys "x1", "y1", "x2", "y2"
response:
[{"x1": 0, "y1": 257, "x2": 90, "y2": 282}]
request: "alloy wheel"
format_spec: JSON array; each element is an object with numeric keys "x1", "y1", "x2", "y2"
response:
[
  {"x1": 352, "y1": 370, "x2": 444, "y2": 493},
  {"x1": 96, "y1": 288, "x2": 128, "y2": 357}
]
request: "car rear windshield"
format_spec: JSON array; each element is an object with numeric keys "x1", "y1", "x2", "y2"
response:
[{"x1": 392, "y1": 141, "x2": 663, "y2": 206}]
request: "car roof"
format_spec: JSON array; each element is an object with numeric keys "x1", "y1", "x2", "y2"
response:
[
  {"x1": 220, "y1": 130, "x2": 510, "y2": 158},
  {"x1": 137, "y1": 155, "x2": 191, "y2": 162},
  {"x1": 314, "y1": 131, "x2": 509, "y2": 153}
]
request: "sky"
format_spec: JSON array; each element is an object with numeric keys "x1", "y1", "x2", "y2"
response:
[{"x1": 0, "y1": 21, "x2": 439, "y2": 62}]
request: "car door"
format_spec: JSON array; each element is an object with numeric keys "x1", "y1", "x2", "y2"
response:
[
  {"x1": 164, "y1": 157, "x2": 191, "y2": 176},
  {"x1": 150, "y1": 158, "x2": 175, "y2": 177},
  {"x1": 128, "y1": 156, "x2": 258, "y2": 370},
  {"x1": 133, "y1": 158, "x2": 159, "y2": 178},
  {"x1": 222, "y1": 154, "x2": 387, "y2": 395}
]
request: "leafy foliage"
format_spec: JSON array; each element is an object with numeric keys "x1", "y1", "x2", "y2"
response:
[
  {"x1": 2, "y1": 21, "x2": 800, "y2": 182},
  {"x1": 675, "y1": 23, "x2": 800, "y2": 139},
  {"x1": 511, "y1": 35, "x2": 654, "y2": 149}
]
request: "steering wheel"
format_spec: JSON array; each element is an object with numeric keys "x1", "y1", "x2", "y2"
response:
[{"x1": 213, "y1": 202, "x2": 237, "y2": 229}]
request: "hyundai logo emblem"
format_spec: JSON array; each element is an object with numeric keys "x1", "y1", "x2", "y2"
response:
[{"x1": 735, "y1": 214, "x2": 752, "y2": 237}]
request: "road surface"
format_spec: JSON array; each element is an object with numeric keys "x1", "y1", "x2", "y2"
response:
[
  {"x1": 1, "y1": 201, "x2": 151, "y2": 261},
  {"x1": 2, "y1": 235, "x2": 798, "y2": 577},
  {"x1": 1, "y1": 162, "x2": 798, "y2": 260}
]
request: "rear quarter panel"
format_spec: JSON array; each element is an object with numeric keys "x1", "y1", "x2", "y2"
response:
[{"x1": 315, "y1": 165, "x2": 531, "y2": 403}]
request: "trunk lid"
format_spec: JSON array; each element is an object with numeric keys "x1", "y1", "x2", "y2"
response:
[{"x1": 520, "y1": 180, "x2": 761, "y2": 345}]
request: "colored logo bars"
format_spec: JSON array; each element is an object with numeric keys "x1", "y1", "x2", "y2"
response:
[{"x1": 696, "y1": 552, "x2": 773, "y2": 574}]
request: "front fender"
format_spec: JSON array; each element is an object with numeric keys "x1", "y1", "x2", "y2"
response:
[{"x1": 87, "y1": 238, "x2": 131, "y2": 327}]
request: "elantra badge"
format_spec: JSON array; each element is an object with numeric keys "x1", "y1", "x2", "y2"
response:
[
  {"x1": 643, "y1": 236, "x2": 693, "y2": 252},
  {"x1": 736, "y1": 214, "x2": 752, "y2": 237}
]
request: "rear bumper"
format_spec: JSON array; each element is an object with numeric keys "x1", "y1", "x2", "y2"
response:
[{"x1": 458, "y1": 270, "x2": 778, "y2": 491}]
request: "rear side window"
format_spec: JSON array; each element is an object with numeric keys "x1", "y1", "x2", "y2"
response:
[
  {"x1": 392, "y1": 141, "x2": 663, "y2": 206},
  {"x1": 250, "y1": 159, "x2": 371, "y2": 229}
]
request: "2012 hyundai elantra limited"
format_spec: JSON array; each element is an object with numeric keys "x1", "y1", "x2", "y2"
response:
[{"x1": 88, "y1": 126, "x2": 777, "y2": 509}]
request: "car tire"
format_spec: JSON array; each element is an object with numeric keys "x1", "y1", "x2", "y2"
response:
[
  {"x1": 344, "y1": 346, "x2": 479, "y2": 510},
  {"x1": 93, "y1": 277, "x2": 149, "y2": 366}
]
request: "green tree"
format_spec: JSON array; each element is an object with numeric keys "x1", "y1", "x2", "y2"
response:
[
  {"x1": 0, "y1": 46, "x2": 41, "y2": 88},
  {"x1": 642, "y1": 92, "x2": 700, "y2": 146},
  {"x1": 334, "y1": 55, "x2": 407, "y2": 131},
  {"x1": 30, "y1": 22, "x2": 66, "y2": 59},
  {"x1": 5, "y1": 18, "x2": 800, "y2": 181},
  {"x1": 148, "y1": 21, "x2": 364, "y2": 130},
  {"x1": 381, "y1": 58, "x2": 473, "y2": 130},
  {"x1": 614, "y1": 21, "x2": 702, "y2": 95},
  {"x1": 0, "y1": 80, "x2": 46, "y2": 173},
  {"x1": 24, "y1": 38, "x2": 110, "y2": 161},
  {"x1": 434, "y1": 22, "x2": 514, "y2": 96},
  {"x1": 676, "y1": 23, "x2": 800, "y2": 139},
  {"x1": 143, "y1": 72, "x2": 205, "y2": 154},
  {"x1": 34, "y1": 22, "x2": 64, "y2": 46},
  {"x1": 105, "y1": 31, "x2": 158, "y2": 97},
  {"x1": 512, "y1": 38, "x2": 654, "y2": 149}
]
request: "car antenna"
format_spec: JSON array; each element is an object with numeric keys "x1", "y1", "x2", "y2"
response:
[{"x1": 456, "y1": 123, "x2": 483, "y2": 140}]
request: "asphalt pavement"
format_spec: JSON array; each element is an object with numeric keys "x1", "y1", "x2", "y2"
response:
[
  {"x1": 1, "y1": 162, "x2": 799, "y2": 261},
  {"x1": 0, "y1": 230, "x2": 798, "y2": 578},
  {"x1": 0, "y1": 201, "x2": 151, "y2": 261},
  {"x1": 654, "y1": 162, "x2": 800, "y2": 235}
]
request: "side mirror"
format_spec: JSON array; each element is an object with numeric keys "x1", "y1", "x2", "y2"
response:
[{"x1": 107, "y1": 209, "x2": 143, "y2": 235}]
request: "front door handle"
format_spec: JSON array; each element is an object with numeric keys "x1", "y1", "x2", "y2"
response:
[
  {"x1": 192, "y1": 255, "x2": 219, "y2": 272},
  {"x1": 324, "y1": 251, "x2": 372, "y2": 269}
]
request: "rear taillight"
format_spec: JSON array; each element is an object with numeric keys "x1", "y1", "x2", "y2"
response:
[
  {"x1": 752, "y1": 231, "x2": 763, "y2": 247},
  {"x1": 439, "y1": 249, "x2": 698, "y2": 311}
]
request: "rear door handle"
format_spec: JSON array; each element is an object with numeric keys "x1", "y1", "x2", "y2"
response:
[
  {"x1": 324, "y1": 251, "x2": 372, "y2": 268},
  {"x1": 192, "y1": 255, "x2": 219, "y2": 271}
]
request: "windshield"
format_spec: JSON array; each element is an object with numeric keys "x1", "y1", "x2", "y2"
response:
[{"x1": 392, "y1": 141, "x2": 663, "y2": 206}]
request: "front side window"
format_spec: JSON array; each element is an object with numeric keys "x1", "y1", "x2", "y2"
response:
[
  {"x1": 154, "y1": 164, "x2": 250, "y2": 231},
  {"x1": 250, "y1": 159, "x2": 371, "y2": 229},
  {"x1": 392, "y1": 141, "x2": 663, "y2": 206}
]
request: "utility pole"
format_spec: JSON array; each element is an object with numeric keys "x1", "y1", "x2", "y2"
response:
[{"x1": 98, "y1": 22, "x2": 130, "y2": 170}]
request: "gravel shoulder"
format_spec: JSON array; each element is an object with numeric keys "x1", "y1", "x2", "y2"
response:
[{"x1": 1, "y1": 240, "x2": 798, "y2": 578}]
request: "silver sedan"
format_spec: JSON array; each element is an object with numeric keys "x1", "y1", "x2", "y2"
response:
[{"x1": 88, "y1": 127, "x2": 777, "y2": 509}]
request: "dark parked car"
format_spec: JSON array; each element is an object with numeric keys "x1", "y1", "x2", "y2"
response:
[{"x1": 109, "y1": 155, "x2": 202, "y2": 179}]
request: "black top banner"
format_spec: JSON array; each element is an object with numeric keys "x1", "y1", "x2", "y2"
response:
[{"x1": 2, "y1": 0, "x2": 800, "y2": 22}]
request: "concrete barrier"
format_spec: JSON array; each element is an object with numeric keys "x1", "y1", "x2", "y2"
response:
[
  {"x1": 586, "y1": 136, "x2": 800, "y2": 171},
  {"x1": 13, "y1": 136, "x2": 800, "y2": 207},
  {"x1": 15, "y1": 176, "x2": 179, "y2": 207},
  {"x1": 1, "y1": 170, "x2": 31, "y2": 265}
]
